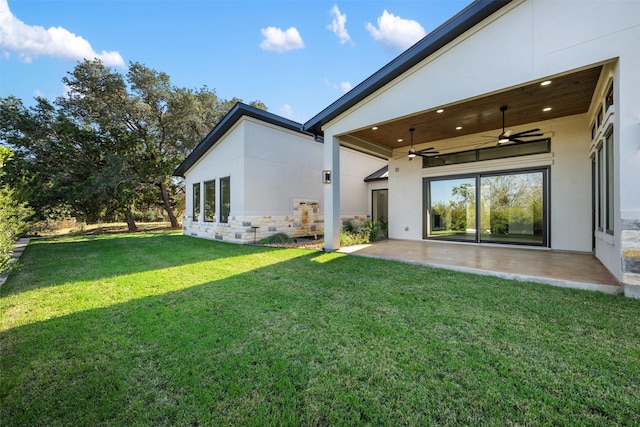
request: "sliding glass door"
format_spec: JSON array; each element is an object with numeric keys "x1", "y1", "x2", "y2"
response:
[
  {"x1": 427, "y1": 177, "x2": 477, "y2": 242},
  {"x1": 425, "y1": 168, "x2": 548, "y2": 246},
  {"x1": 479, "y1": 171, "x2": 545, "y2": 244}
]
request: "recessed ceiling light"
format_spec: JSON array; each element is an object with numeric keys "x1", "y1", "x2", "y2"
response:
[
  {"x1": 540, "y1": 80, "x2": 552, "y2": 86},
  {"x1": 456, "y1": 126, "x2": 462, "y2": 130},
  {"x1": 436, "y1": 109, "x2": 444, "y2": 113},
  {"x1": 397, "y1": 138, "x2": 403, "y2": 142},
  {"x1": 543, "y1": 107, "x2": 552, "y2": 112},
  {"x1": 372, "y1": 126, "x2": 378, "y2": 130}
]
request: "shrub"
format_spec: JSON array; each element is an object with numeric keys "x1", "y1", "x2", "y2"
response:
[
  {"x1": 0, "y1": 186, "x2": 33, "y2": 273},
  {"x1": 260, "y1": 233, "x2": 293, "y2": 245},
  {"x1": 340, "y1": 219, "x2": 385, "y2": 246}
]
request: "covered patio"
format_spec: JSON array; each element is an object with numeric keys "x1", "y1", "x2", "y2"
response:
[{"x1": 339, "y1": 239, "x2": 621, "y2": 295}]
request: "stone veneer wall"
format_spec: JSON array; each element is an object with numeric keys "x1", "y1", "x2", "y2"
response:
[
  {"x1": 182, "y1": 198, "x2": 368, "y2": 244},
  {"x1": 622, "y1": 219, "x2": 640, "y2": 298}
]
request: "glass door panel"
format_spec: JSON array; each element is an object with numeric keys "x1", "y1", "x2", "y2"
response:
[
  {"x1": 479, "y1": 171, "x2": 544, "y2": 245},
  {"x1": 372, "y1": 189, "x2": 388, "y2": 238},
  {"x1": 428, "y1": 177, "x2": 476, "y2": 242}
]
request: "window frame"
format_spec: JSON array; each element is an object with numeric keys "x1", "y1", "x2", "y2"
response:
[
  {"x1": 423, "y1": 166, "x2": 549, "y2": 247},
  {"x1": 423, "y1": 139, "x2": 550, "y2": 168},
  {"x1": 192, "y1": 182, "x2": 201, "y2": 222},
  {"x1": 220, "y1": 176, "x2": 231, "y2": 224},
  {"x1": 605, "y1": 130, "x2": 614, "y2": 235},
  {"x1": 596, "y1": 145, "x2": 604, "y2": 232},
  {"x1": 204, "y1": 180, "x2": 216, "y2": 222}
]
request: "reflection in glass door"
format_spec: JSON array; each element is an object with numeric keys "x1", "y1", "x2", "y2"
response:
[
  {"x1": 480, "y1": 171, "x2": 544, "y2": 245},
  {"x1": 427, "y1": 177, "x2": 477, "y2": 242},
  {"x1": 372, "y1": 189, "x2": 388, "y2": 238},
  {"x1": 426, "y1": 169, "x2": 547, "y2": 246}
]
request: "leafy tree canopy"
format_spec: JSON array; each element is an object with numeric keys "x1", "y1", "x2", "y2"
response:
[{"x1": 0, "y1": 59, "x2": 266, "y2": 231}]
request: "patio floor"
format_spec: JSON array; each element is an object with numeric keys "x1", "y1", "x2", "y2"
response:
[{"x1": 338, "y1": 239, "x2": 621, "y2": 295}]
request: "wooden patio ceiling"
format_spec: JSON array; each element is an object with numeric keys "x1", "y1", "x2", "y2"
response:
[{"x1": 343, "y1": 65, "x2": 603, "y2": 158}]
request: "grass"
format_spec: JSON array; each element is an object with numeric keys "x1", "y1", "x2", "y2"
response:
[{"x1": 1, "y1": 231, "x2": 639, "y2": 426}]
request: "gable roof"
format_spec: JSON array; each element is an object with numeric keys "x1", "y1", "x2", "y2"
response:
[
  {"x1": 173, "y1": 102, "x2": 310, "y2": 177},
  {"x1": 303, "y1": 0, "x2": 513, "y2": 136}
]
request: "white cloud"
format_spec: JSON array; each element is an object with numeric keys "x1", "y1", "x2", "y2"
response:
[
  {"x1": 0, "y1": 0, "x2": 124, "y2": 66},
  {"x1": 324, "y1": 78, "x2": 352, "y2": 94},
  {"x1": 327, "y1": 4, "x2": 351, "y2": 45},
  {"x1": 365, "y1": 10, "x2": 426, "y2": 51},
  {"x1": 260, "y1": 26, "x2": 304, "y2": 53},
  {"x1": 340, "y1": 81, "x2": 352, "y2": 93},
  {"x1": 278, "y1": 103, "x2": 294, "y2": 119}
]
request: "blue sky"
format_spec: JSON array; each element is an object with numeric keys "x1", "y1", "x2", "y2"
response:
[{"x1": 1, "y1": 0, "x2": 472, "y2": 123}]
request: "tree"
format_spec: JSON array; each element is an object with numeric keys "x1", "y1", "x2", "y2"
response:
[
  {"x1": 59, "y1": 59, "x2": 266, "y2": 228},
  {"x1": 0, "y1": 96, "x2": 144, "y2": 228},
  {"x1": 1, "y1": 59, "x2": 266, "y2": 231}
]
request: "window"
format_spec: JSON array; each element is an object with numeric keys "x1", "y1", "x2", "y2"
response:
[
  {"x1": 597, "y1": 146, "x2": 603, "y2": 231},
  {"x1": 596, "y1": 105, "x2": 603, "y2": 128},
  {"x1": 423, "y1": 139, "x2": 549, "y2": 168},
  {"x1": 606, "y1": 131, "x2": 614, "y2": 234},
  {"x1": 192, "y1": 183, "x2": 200, "y2": 221},
  {"x1": 591, "y1": 80, "x2": 614, "y2": 237},
  {"x1": 425, "y1": 169, "x2": 548, "y2": 246},
  {"x1": 204, "y1": 180, "x2": 215, "y2": 222},
  {"x1": 605, "y1": 84, "x2": 614, "y2": 111},
  {"x1": 220, "y1": 177, "x2": 231, "y2": 223}
]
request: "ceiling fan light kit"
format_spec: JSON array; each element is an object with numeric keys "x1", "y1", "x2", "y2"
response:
[
  {"x1": 495, "y1": 106, "x2": 542, "y2": 146},
  {"x1": 403, "y1": 127, "x2": 438, "y2": 160}
]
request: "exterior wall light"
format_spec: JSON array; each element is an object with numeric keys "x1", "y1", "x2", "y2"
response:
[{"x1": 322, "y1": 170, "x2": 331, "y2": 184}]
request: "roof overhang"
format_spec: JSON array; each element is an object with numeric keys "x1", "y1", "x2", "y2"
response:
[{"x1": 342, "y1": 65, "x2": 603, "y2": 159}]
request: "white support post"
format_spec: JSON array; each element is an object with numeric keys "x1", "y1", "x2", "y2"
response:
[{"x1": 324, "y1": 135, "x2": 341, "y2": 251}]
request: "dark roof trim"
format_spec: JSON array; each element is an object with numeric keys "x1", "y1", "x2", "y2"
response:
[
  {"x1": 173, "y1": 102, "x2": 310, "y2": 177},
  {"x1": 364, "y1": 165, "x2": 389, "y2": 182},
  {"x1": 303, "y1": 0, "x2": 513, "y2": 136}
]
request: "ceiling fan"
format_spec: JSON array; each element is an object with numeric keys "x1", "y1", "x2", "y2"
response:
[
  {"x1": 494, "y1": 106, "x2": 543, "y2": 145},
  {"x1": 404, "y1": 127, "x2": 439, "y2": 160}
]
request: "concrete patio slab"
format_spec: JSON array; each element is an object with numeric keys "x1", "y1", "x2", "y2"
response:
[{"x1": 338, "y1": 239, "x2": 621, "y2": 295}]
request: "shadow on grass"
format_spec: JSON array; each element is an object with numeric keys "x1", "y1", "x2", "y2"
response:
[{"x1": 2, "y1": 245, "x2": 640, "y2": 425}]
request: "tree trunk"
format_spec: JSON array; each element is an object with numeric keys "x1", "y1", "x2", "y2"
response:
[
  {"x1": 124, "y1": 208, "x2": 138, "y2": 232},
  {"x1": 159, "y1": 182, "x2": 179, "y2": 228}
]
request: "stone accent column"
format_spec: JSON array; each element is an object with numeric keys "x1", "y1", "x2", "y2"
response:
[{"x1": 622, "y1": 219, "x2": 640, "y2": 298}]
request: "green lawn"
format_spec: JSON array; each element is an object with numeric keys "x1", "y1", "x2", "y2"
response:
[{"x1": 1, "y1": 232, "x2": 639, "y2": 426}]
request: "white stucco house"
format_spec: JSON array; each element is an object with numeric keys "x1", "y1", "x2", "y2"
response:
[
  {"x1": 303, "y1": 0, "x2": 640, "y2": 296},
  {"x1": 173, "y1": 102, "x2": 386, "y2": 243}
]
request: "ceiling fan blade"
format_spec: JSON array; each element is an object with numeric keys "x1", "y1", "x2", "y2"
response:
[
  {"x1": 416, "y1": 151, "x2": 439, "y2": 157},
  {"x1": 510, "y1": 138, "x2": 528, "y2": 144},
  {"x1": 513, "y1": 133, "x2": 544, "y2": 139},
  {"x1": 511, "y1": 128, "x2": 541, "y2": 138},
  {"x1": 416, "y1": 148, "x2": 437, "y2": 155}
]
